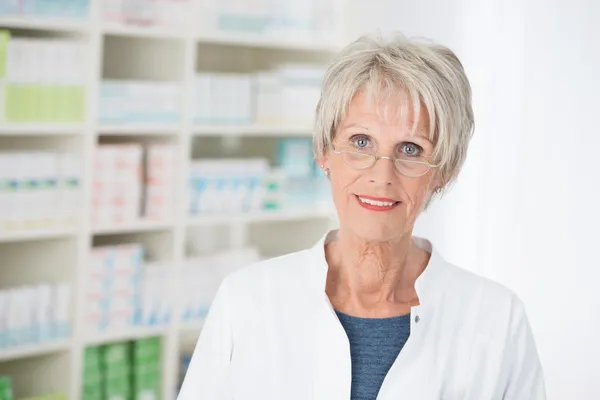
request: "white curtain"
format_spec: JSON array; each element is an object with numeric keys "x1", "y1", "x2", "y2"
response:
[{"x1": 346, "y1": 0, "x2": 600, "y2": 398}]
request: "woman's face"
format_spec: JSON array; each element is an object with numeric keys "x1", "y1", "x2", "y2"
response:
[{"x1": 319, "y1": 92, "x2": 441, "y2": 243}]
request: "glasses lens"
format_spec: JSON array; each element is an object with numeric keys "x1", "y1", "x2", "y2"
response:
[
  {"x1": 395, "y1": 159, "x2": 430, "y2": 177},
  {"x1": 342, "y1": 151, "x2": 375, "y2": 169}
]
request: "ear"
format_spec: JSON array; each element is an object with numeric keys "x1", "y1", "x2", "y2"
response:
[
  {"x1": 316, "y1": 154, "x2": 330, "y2": 172},
  {"x1": 430, "y1": 170, "x2": 447, "y2": 192}
]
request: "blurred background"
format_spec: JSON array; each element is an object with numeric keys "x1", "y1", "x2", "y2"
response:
[{"x1": 0, "y1": 0, "x2": 597, "y2": 399}]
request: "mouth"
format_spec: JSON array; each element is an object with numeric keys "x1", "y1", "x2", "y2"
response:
[{"x1": 355, "y1": 194, "x2": 401, "y2": 212}]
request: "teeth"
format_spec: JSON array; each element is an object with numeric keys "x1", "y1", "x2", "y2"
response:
[{"x1": 358, "y1": 197, "x2": 395, "y2": 207}]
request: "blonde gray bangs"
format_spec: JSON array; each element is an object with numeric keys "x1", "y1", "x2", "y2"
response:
[{"x1": 313, "y1": 34, "x2": 474, "y2": 188}]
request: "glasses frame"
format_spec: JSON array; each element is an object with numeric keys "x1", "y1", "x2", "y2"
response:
[{"x1": 331, "y1": 146, "x2": 440, "y2": 178}]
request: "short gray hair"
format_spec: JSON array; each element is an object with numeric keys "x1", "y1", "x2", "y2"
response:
[{"x1": 313, "y1": 33, "x2": 474, "y2": 189}]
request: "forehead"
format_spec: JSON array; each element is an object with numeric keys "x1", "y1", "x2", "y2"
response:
[{"x1": 340, "y1": 90, "x2": 431, "y2": 140}]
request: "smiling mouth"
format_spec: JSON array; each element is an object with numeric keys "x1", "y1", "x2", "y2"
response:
[{"x1": 355, "y1": 194, "x2": 401, "y2": 211}]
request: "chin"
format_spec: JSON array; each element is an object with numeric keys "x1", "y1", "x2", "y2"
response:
[{"x1": 349, "y1": 221, "x2": 407, "y2": 243}]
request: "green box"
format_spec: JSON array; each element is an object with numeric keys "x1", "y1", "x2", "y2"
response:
[
  {"x1": 104, "y1": 375, "x2": 132, "y2": 400},
  {"x1": 84, "y1": 346, "x2": 102, "y2": 368},
  {"x1": 0, "y1": 376, "x2": 13, "y2": 400},
  {"x1": 3, "y1": 83, "x2": 85, "y2": 123},
  {"x1": 68, "y1": 86, "x2": 86, "y2": 122},
  {"x1": 132, "y1": 337, "x2": 161, "y2": 364},
  {"x1": 133, "y1": 362, "x2": 160, "y2": 377},
  {"x1": 23, "y1": 84, "x2": 38, "y2": 121},
  {"x1": 102, "y1": 342, "x2": 131, "y2": 366},
  {"x1": 134, "y1": 387, "x2": 160, "y2": 400},
  {"x1": 133, "y1": 370, "x2": 160, "y2": 389},
  {"x1": 132, "y1": 362, "x2": 161, "y2": 400},
  {"x1": 104, "y1": 362, "x2": 132, "y2": 380},
  {"x1": 81, "y1": 384, "x2": 103, "y2": 400},
  {"x1": 37, "y1": 85, "x2": 54, "y2": 122},
  {"x1": 83, "y1": 347, "x2": 103, "y2": 386},
  {"x1": 5, "y1": 84, "x2": 24, "y2": 122}
]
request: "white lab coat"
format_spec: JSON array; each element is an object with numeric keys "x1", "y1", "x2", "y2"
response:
[{"x1": 178, "y1": 230, "x2": 546, "y2": 399}]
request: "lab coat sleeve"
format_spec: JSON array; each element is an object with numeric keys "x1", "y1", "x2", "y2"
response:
[
  {"x1": 502, "y1": 297, "x2": 547, "y2": 400},
  {"x1": 177, "y1": 277, "x2": 234, "y2": 400}
]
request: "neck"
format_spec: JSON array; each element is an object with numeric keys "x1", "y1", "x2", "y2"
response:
[{"x1": 325, "y1": 229, "x2": 429, "y2": 315}]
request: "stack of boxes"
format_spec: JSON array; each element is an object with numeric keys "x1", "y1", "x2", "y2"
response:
[
  {"x1": 0, "y1": 31, "x2": 86, "y2": 123},
  {"x1": 82, "y1": 338, "x2": 161, "y2": 400},
  {"x1": 86, "y1": 245, "x2": 143, "y2": 334},
  {"x1": 92, "y1": 144, "x2": 143, "y2": 228},
  {"x1": 82, "y1": 346, "x2": 103, "y2": 400},
  {"x1": 92, "y1": 144, "x2": 176, "y2": 228},
  {"x1": 138, "y1": 265, "x2": 173, "y2": 327},
  {"x1": 197, "y1": 0, "x2": 342, "y2": 41},
  {"x1": 0, "y1": 283, "x2": 71, "y2": 350},
  {"x1": 132, "y1": 338, "x2": 161, "y2": 400},
  {"x1": 191, "y1": 64, "x2": 325, "y2": 128},
  {"x1": 0, "y1": 377, "x2": 13, "y2": 400},
  {"x1": 0, "y1": 0, "x2": 89, "y2": 18},
  {"x1": 144, "y1": 145, "x2": 176, "y2": 222},
  {"x1": 0, "y1": 152, "x2": 81, "y2": 235},
  {"x1": 86, "y1": 245, "x2": 174, "y2": 334},
  {"x1": 192, "y1": 73, "x2": 252, "y2": 125},
  {"x1": 103, "y1": 0, "x2": 190, "y2": 28},
  {"x1": 188, "y1": 159, "x2": 270, "y2": 216},
  {"x1": 103, "y1": 342, "x2": 132, "y2": 400},
  {"x1": 275, "y1": 138, "x2": 331, "y2": 209},
  {"x1": 254, "y1": 64, "x2": 325, "y2": 127},
  {"x1": 188, "y1": 138, "x2": 332, "y2": 217},
  {"x1": 99, "y1": 81, "x2": 181, "y2": 125}
]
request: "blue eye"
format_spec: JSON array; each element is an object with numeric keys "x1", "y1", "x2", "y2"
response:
[
  {"x1": 350, "y1": 135, "x2": 371, "y2": 149},
  {"x1": 401, "y1": 143, "x2": 422, "y2": 157}
]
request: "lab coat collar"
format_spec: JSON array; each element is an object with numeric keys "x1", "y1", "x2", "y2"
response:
[{"x1": 307, "y1": 229, "x2": 446, "y2": 307}]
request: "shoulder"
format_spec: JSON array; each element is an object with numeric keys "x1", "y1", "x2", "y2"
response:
[
  {"x1": 218, "y1": 248, "x2": 315, "y2": 305},
  {"x1": 435, "y1": 257, "x2": 528, "y2": 335}
]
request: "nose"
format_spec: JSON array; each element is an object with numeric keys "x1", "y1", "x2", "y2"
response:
[{"x1": 368, "y1": 156, "x2": 396, "y2": 186}]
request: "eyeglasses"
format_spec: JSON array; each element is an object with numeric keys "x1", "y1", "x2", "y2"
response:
[{"x1": 331, "y1": 147, "x2": 440, "y2": 178}]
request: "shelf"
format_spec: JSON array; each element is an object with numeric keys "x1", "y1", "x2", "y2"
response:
[
  {"x1": 0, "y1": 228, "x2": 77, "y2": 243},
  {"x1": 179, "y1": 320, "x2": 205, "y2": 333},
  {"x1": 102, "y1": 23, "x2": 187, "y2": 40},
  {"x1": 0, "y1": 15, "x2": 89, "y2": 33},
  {"x1": 98, "y1": 124, "x2": 182, "y2": 136},
  {"x1": 192, "y1": 124, "x2": 312, "y2": 137},
  {"x1": 0, "y1": 124, "x2": 85, "y2": 136},
  {"x1": 196, "y1": 31, "x2": 339, "y2": 52},
  {"x1": 0, "y1": 340, "x2": 71, "y2": 363},
  {"x1": 188, "y1": 208, "x2": 335, "y2": 226},
  {"x1": 92, "y1": 220, "x2": 174, "y2": 236},
  {"x1": 85, "y1": 325, "x2": 169, "y2": 346}
]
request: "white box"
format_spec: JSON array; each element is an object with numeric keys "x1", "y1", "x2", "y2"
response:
[
  {"x1": 53, "y1": 283, "x2": 71, "y2": 339},
  {"x1": 34, "y1": 284, "x2": 53, "y2": 343},
  {"x1": 58, "y1": 153, "x2": 81, "y2": 228}
]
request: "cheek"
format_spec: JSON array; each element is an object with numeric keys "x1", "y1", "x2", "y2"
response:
[
  {"x1": 330, "y1": 171, "x2": 361, "y2": 201},
  {"x1": 401, "y1": 177, "x2": 432, "y2": 205}
]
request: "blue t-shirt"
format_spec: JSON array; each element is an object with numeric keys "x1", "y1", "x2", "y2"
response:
[{"x1": 335, "y1": 310, "x2": 411, "y2": 400}]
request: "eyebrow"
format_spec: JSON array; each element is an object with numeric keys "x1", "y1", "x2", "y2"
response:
[{"x1": 341, "y1": 123, "x2": 433, "y2": 145}]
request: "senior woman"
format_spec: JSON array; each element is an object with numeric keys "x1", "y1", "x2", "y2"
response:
[{"x1": 178, "y1": 34, "x2": 546, "y2": 400}]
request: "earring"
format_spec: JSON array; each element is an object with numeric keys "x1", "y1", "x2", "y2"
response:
[
  {"x1": 320, "y1": 165, "x2": 330, "y2": 176},
  {"x1": 324, "y1": 169, "x2": 330, "y2": 177},
  {"x1": 434, "y1": 186, "x2": 442, "y2": 193}
]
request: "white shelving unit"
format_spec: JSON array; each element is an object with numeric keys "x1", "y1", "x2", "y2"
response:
[
  {"x1": 0, "y1": 340, "x2": 71, "y2": 364},
  {"x1": 0, "y1": 1, "x2": 344, "y2": 399}
]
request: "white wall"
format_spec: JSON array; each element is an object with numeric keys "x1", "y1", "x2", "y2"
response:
[{"x1": 345, "y1": 0, "x2": 600, "y2": 398}]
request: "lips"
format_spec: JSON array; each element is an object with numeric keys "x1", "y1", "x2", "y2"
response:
[{"x1": 355, "y1": 194, "x2": 401, "y2": 212}]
